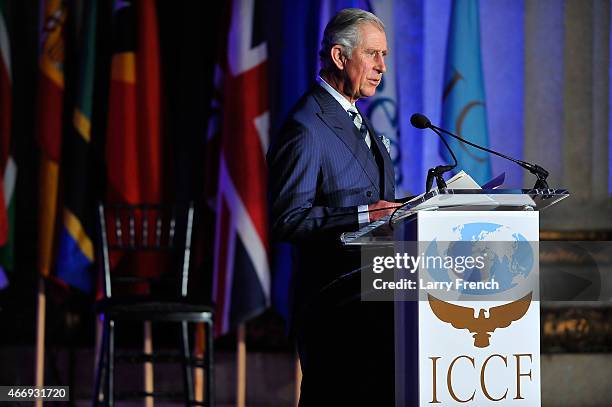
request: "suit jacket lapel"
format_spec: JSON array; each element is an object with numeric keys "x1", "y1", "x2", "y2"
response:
[
  {"x1": 359, "y1": 107, "x2": 395, "y2": 197},
  {"x1": 312, "y1": 85, "x2": 381, "y2": 192}
]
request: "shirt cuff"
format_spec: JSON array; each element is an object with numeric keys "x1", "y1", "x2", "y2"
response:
[{"x1": 357, "y1": 204, "x2": 370, "y2": 227}]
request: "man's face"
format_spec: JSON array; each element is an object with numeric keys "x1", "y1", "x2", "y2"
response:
[{"x1": 342, "y1": 23, "x2": 388, "y2": 102}]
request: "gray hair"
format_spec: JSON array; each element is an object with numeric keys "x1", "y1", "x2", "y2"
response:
[{"x1": 319, "y1": 8, "x2": 385, "y2": 72}]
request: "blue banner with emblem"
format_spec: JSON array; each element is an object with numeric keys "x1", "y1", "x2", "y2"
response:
[{"x1": 440, "y1": 0, "x2": 492, "y2": 185}]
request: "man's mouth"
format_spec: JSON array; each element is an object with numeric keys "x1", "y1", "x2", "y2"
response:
[{"x1": 368, "y1": 78, "x2": 380, "y2": 85}]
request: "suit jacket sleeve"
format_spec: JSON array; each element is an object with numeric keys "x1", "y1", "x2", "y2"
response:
[{"x1": 267, "y1": 121, "x2": 360, "y2": 243}]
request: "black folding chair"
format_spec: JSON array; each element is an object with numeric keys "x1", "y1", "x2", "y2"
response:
[{"x1": 93, "y1": 202, "x2": 214, "y2": 406}]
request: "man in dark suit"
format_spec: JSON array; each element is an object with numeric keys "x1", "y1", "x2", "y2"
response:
[{"x1": 267, "y1": 8, "x2": 399, "y2": 406}]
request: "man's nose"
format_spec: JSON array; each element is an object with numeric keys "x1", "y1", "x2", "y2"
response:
[{"x1": 375, "y1": 55, "x2": 386, "y2": 73}]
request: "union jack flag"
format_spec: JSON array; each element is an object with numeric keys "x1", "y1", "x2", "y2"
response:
[{"x1": 212, "y1": 0, "x2": 270, "y2": 336}]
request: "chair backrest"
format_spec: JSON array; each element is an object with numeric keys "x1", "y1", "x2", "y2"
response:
[{"x1": 96, "y1": 202, "x2": 195, "y2": 299}]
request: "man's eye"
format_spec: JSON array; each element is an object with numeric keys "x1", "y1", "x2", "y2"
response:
[{"x1": 366, "y1": 50, "x2": 386, "y2": 58}]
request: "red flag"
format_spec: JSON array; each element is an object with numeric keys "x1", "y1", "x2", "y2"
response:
[
  {"x1": 212, "y1": 0, "x2": 271, "y2": 336},
  {"x1": 37, "y1": 0, "x2": 67, "y2": 277},
  {"x1": 106, "y1": 0, "x2": 162, "y2": 204},
  {"x1": 104, "y1": 0, "x2": 164, "y2": 294}
]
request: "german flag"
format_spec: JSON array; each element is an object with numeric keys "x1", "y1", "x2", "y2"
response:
[
  {"x1": 55, "y1": 0, "x2": 97, "y2": 292},
  {"x1": 104, "y1": 0, "x2": 163, "y2": 289},
  {"x1": 36, "y1": 0, "x2": 67, "y2": 279},
  {"x1": 106, "y1": 0, "x2": 162, "y2": 204}
]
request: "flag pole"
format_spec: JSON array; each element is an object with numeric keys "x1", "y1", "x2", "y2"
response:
[
  {"x1": 35, "y1": 0, "x2": 66, "y2": 401},
  {"x1": 237, "y1": 323, "x2": 246, "y2": 407},
  {"x1": 295, "y1": 351, "x2": 302, "y2": 407},
  {"x1": 94, "y1": 315, "x2": 103, "y2": 401},
  {"x1": 194, "y1": 322, "x2": 205, "y2": 402},
  {"x1": 34, "y1": 276, "x2": 46, "y2": 407},
  {"x1": 144, "y1": 321, "x2": 154, "y2": 407}
]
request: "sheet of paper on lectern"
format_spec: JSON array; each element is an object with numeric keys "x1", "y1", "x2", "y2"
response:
[
  {"x1": 445, "y1": 170, "x2": 481, "y2": 189},
  {"x1": 406, "y1": 171, "x2": 491, "y2": 210},
  {"x1": 407, "y1": 170, "x2": 481, "y2": 204}
]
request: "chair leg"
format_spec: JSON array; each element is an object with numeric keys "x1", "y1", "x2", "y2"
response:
[
  {"x1": 206, "y1": 320, "x2": 214, "y2": 407},
  {"x1": 107, "y1": 319, "x2": 115, "y2": 407},
  {"x1": 180, "y1": 321, "x2": 194, "y2": 405},
  {"x1": 93, "y1": 316, "x2": 107, "y2": 406}
]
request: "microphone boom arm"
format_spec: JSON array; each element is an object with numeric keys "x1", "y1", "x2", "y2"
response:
[
  {"x1": 425, "y1": 127, "x2": 458, "y2": 192},
  {"x1": 430, "y1": 124, "x2": 550, "y2": 189}
]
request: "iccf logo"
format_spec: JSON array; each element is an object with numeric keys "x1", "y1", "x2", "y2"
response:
[
  {"x1": 428, "y1": 292, "x2": 532, "y2": 348},
  {"x1": 424, "y1": 292, "x2": 536, "y2": 403}
]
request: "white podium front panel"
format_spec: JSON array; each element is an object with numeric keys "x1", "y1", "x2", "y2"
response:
[{"x1": 416, "y1": 211, "x2": 541, "y2": 406}]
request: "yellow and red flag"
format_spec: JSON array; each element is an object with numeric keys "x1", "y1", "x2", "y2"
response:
[
  {"x1": 36, "y1": 0, "x2": 67, "y2": 279},
  {"x1": 103, "y1": 0, "x2": 164, "y2": 294},
  {"x1": 106, "y1": 0, "x2": 162, "y2": 204}
]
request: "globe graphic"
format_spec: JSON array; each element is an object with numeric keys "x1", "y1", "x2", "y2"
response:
[{"x1": 423, "y1": 222, "x2": 534, "y2": 295}]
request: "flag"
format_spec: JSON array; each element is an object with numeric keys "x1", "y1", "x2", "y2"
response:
[
  {"x1": 270, "y1": 0, "x2": 373, "y2": 323},
  {"x1": 37, "y1": 0, "x2": 67, "y2": 279},
  {"x1": 55, "y1": 0, "x2": 97, "y2": 292},
  {"x1": 394, "y1": 0, "x2": 424, "y2": 195},
  {"x1": 212, "y1": 0, "x2": 270, "y2": 336},
  {"x1": 317, "y1": 0, "x2": 372, "y2": 74},
  {"x1": 103, "y1": 0, "x2": 163, "y2": 294},
  {"x1": 106, "y1": 0, "x2": 162, "y2": 204},
  {"x1": 359, "y1": 0, "x2": 404, "y2": 194},
  {"x1": 267, "y1": 0, "x2": 319, "y2": 325},
  {"x1": 440, "y1": 0, "x2": 492, "y2": 185},
  {"x1": 0, "y1": 0, "x2": 15, "y2": 289}
]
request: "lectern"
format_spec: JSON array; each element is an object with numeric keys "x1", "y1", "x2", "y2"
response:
[{"x1": 341, "y1": 188, "x2": 569, "y2": 407}]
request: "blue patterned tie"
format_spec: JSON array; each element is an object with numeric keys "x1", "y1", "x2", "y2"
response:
[{"x1": 347, "y1": 108, "x2": 371, "y2": 149}]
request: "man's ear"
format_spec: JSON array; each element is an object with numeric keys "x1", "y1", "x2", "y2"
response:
[{"x1": 330, "y1": 45, "x2": 345, "y2": 70}]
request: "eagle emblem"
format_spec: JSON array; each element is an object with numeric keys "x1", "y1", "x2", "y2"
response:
[{"x1": 428, "y1": 292, "x2": 532, "y2": 348}]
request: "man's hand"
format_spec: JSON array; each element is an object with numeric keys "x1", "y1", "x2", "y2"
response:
[{"x1": 367, "y1": 200, "x2": 402, "y2": 222}]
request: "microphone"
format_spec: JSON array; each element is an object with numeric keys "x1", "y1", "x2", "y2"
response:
[
  {"x1": 410, "y1": 113, "x2": 431, "y2": 129},
  {"x1": 410, "y1": 113, "x2": 458, "y2": 191},
  {"x1": 410, "y1": 113, "x2": 550, "y2": 189}
]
